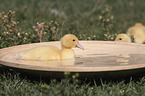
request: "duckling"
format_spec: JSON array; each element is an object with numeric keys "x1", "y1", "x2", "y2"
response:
[
  {"x1": 126, "y1": 23, "x2": 145, "y2": 44},
  {"x1": 20, "y1": 34, "x2": 84, "y2": 60},
  {"x1": 115, "y1": 34, "x2": 131, "y2": 43}
]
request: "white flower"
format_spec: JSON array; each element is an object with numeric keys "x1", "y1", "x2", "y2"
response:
[
  {"x1": 99, "y1": 16, "x2": 102, "y2": 20},
  {"x1": 18, "y1": 33, "x2": 20, "y2": 36}
]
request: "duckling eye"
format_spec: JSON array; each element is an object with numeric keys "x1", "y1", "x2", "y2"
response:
[
  {"x1": 119, "y1": 38, "x2": 122, "y2": 40},
  {"x1": 72, "y1": 39, "x2": 75, "y2": 41}
]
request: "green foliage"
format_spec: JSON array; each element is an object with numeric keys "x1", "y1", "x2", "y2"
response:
[
  {"x1": 0, "y1": 73, "x2": 145, "y2": 96},
  {"x1": 32, "y1": 21, "x2": 59, "y2": 42},
  {"x1": 98, "y1": 5, "x2": 115, "y2": 41},
  {"x1": 79, "y1": 34, "x2": 97, "y2": 40},
  {"x1": 0, "y1": 0, "x2": 145, "y2": 43},
  {"x1": 131, "y1": 35, "x2": 135, "y2": 43},
  {"x1": 0, "y1": 10, "x2": 22, "y2": 47},
  {"x1": 0, "y1": 10, "x2": 60, "y2": 48}
]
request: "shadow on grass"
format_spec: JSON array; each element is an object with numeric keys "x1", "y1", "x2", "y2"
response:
[{"x1": 0, "y1": 65, "x2": 145, "y2": 85}]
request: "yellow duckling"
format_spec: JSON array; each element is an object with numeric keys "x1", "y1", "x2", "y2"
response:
[
  {"x1": 126, "y1": 23, "x2": 145, "y2": 44},
  {"x1": 115, "y1": 34, "x2": 131, "y2": 43},
  {"x1": 20, "y1": 34, "x2": 84, "y2": 60}
]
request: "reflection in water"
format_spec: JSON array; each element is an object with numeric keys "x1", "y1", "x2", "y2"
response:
[
  {"x1": 8, "y1": 57, "x2": 76, "y2": 68},
  {"x1": 75, "y1": 54, "x2": 145, "y2": 67},
  {"x1": 116, "y1": 54, "x2": 130, "y2": 65},
  {"x1": 1, "y1": 53, "x2": 145, "y2": 68},
  {"x1": 116, "y1": 58, "x2": 129, "y2": 65}
]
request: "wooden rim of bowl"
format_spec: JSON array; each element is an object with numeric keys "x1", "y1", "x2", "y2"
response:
[{"x1": 0, "y1": 41, "x2": 145, "y2": 72}]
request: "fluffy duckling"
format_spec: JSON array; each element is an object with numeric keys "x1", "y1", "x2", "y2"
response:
[
  {"x1": 20, "y1": 34, "x2": 84, "y2": 60},
  {"x1": 115, "y1": 34, "x2": 131, "y2": 43},
  {"x1": 126, "y1": 23, "x2": 145, "y2": 44}
]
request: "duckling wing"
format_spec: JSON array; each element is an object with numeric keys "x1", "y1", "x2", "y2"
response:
[{"x1": 20, "y1": 46, "x2": 61, "y2": 60}]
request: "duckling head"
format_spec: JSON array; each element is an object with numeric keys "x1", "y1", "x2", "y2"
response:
[
  {"x1": 115, "y1": 34, "x2": 131, "y2": 43},
  {"x1": 61, "y1": 34, "x2": 84, "y2": 50},
  {"x1": 135, "y1": 23, "x2": 143, "y2": 26}
]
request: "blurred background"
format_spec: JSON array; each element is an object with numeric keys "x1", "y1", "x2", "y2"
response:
[{"x1": 0, "y1": 0, "x2": 145, "y2": 47}]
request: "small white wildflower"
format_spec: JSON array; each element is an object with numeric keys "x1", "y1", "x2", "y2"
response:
[
  {"x1": 107, "y1": 19, "x2": 110, "y2": 22},
  {"x1": 110, "y1": 16, "x2": 114, "y2": 20},
  {"x1": 4, "y1": 15, "x2": 7, "y2": 18},
  {"x1": 87, "y1": 37, "x2": 91, "y2": 40},
  {"x1": 32, "y1": 26, "x2": 36, "y2": 29},
  {"x1": 9, "y1": 10, "x2": 12, "y2": 12},
  {"x1": 24, "y1": 37, "x2": 27, "y2": 40},
  {"x1": 104, "y1": 34, "x2": 107, "y2": 37},
  {"x1": 18, "y1": 33, "x2": 20, "y2": 36},
  {"x1": 12, "y1": 21, "x2": 16, "y2": 24},
  {"x1": 35, "y1": 29, "x2": 39, "y2": 32},
  {"x1": 99, "y1": 16, "x2": 102, "y2": 20}
]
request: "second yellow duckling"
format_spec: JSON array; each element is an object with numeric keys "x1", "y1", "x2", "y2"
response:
[
  {"x1": 20, "y1": 34, "x2": 84, "y2": 60},
  {"x1": 126, "y1": 23, "x2": 145, "y2": 44},
  {"x1": 115, "y1": 34, "x2": 131, "y2": 43}
]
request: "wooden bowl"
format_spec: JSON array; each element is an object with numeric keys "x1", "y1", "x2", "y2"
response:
[{"x1": 0, "y1": 41, "x2": 145, "y2": 80}]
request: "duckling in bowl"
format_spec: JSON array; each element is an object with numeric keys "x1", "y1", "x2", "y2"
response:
[
  {"x1": 115, "y1": 34, "x2": 131, "y2": 43},
  {"x1": 127, "y1": 23, "x2": 145, "y2": 44},
  {"x1": 20, "y1": 34, "x2": 84, "y2": 60}
]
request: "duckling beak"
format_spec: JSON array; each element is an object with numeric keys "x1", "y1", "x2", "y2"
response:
[{"x1": 76, "y1": 42, "x2": 84, "y2": 50}]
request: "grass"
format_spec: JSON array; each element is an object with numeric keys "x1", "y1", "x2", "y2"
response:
[
  {"x1": 0, "y1": 0, "x2": 145, "y2": 95},
  {"x1": 0, "y1": 71, "x2": 145, "y2": 96}
]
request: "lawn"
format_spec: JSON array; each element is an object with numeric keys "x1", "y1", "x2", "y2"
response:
[
  {"x1": 0, "y1": 68, "x2": 145, "y2": 96},
  {"x1": 0, "y1": 0, "x2": 145, "y2": 95}
]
